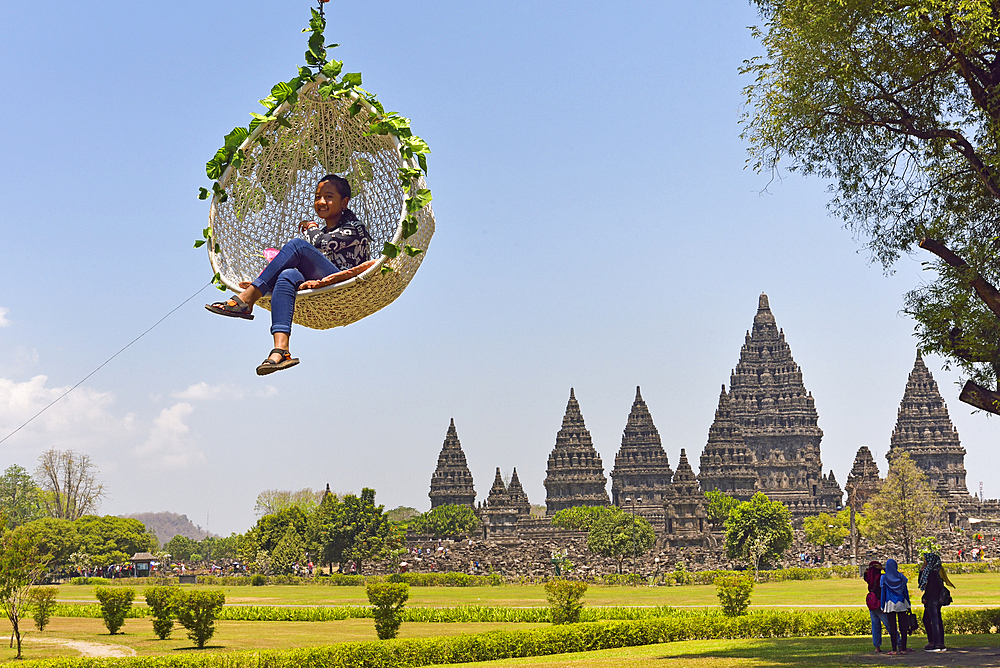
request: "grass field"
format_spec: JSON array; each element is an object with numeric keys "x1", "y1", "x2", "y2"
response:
[{"x1": 51, "y1": 572, "x2": 1000, "y2": 609}]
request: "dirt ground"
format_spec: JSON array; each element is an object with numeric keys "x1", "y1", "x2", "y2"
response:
[
  {"x1": 853, "y1": 646, "x2": 1000, "y2": 667},
  {"x1": 24, "y1": 637, "x2": 135, "y2": 658}
]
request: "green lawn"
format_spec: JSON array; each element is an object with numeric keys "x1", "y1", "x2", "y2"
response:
[{"x1": 51, "y1": 572, "x2": 1000, "y2": 609}]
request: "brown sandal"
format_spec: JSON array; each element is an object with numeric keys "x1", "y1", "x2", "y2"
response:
[
  {"x1": 205, "y1": 295, "x2": 254, "y2": 320},
  {"x1": 256, "y1": 348, "x2": 299, "y2": 376}
]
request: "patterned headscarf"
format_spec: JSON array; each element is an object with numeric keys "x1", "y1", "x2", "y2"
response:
[{"x1": 919, "y1": 552, "x2": 942, "y2": 590}]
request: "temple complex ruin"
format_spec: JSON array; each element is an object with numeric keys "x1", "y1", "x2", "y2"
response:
[
  {"x1": 479, "y1": 467, "x2": 532, "y2": 539},
  {"x1": 543, "y1": 389, "x2": 610, "y2": 514},
  {"x1": 428, "y1": 418, "x2": 477, "y2": 509},
  {"x1": 662, "y1": 449, "x2": 711, "y2": 548},
  {"x1": 609, "y1": 386, "x2": 673, "y2": 525},
  {"x1": 698, "y1": 385, "x2": 759, "y2": 500}
]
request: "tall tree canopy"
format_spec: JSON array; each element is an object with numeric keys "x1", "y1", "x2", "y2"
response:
[
  {"x1": 0, "y1": 465, "x2": 41, "y2": 529},
  {"x1": 724, "y1": 492, "x2": 794, "y2": 578},
  {"x1": 743, "y1": 0, "x2": 1000, "y2": 414},
  {"x1": 34, "y1": 449, "x2": 106, "y2": 520}
]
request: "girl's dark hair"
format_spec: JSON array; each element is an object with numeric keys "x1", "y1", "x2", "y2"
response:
[{"x1": 318, "y1": 174, "x2": 359, "y2": 222}]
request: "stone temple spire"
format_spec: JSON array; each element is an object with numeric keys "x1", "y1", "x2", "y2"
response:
[
  {"x1": 663, "y1": 448, "x2": 709, "y2": 546},
  {"x1": 428, "y1": 418, "x2": 477, "y2": 509},
  {"x1": 845, "y1": 446, "x2": 881, "y2": 506},
  {"x1": 698, "y1": 385, "x2": 758, "y2": 501},
  {"x1": 544, "y1": 388, "x2": 610, "y2": 515},
  {"x1": 506, "y1": 468, "x2": 532, "y2": 515},
  {"x1": 610, "y1": 386, "x2": 674, "y2": 510},
  {"x1": 889, "y1": 352, "x2": 969, "y2": 501},
  {"x1": 727, "y1": 293, "x2": 842, "y2": 516}
]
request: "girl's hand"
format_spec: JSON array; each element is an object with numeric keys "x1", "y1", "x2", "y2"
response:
[{"x1": 299, "y1": 220, "x2": 319, "y2": 233}]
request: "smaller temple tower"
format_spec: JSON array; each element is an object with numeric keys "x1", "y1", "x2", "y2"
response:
[
  {"x1": 544, "y1": 389, "x2": 610, "y2": 515},
  {"x1": 428, "y1": 418, "x2": 477, "y2": 509},
  {"x1": 480, "y1": 467, "x2": 531, "y2": 539},
  {"x1": 845, "y1": 446, "x2": 881, "y2": 506},
  {"x1": 698, "y1": 386, "x2": 758, "y2": 500},
  {"x1": 610, "y1": 387, "x2": 674, "y2": 525},
  {"x1": 662, "y1": 449, "x2": 710, "y2": 547}
]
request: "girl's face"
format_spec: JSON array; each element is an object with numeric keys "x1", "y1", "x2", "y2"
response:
[{"x1": 314, "y1": 181, "x2": 350, "y2": 223}]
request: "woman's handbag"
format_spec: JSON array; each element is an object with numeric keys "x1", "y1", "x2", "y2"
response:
[
  {"x1": 940, "y1": 586, "x2": 952, "y2": 606},
  {"x1": 906, "y1": 610, "x2": 919, "y2": 634}
]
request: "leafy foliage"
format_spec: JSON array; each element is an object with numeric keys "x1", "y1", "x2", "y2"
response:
[
  {"x1": 715, "y1": 574, "x2": 754, "y2": 616},
  {"x1": 724, "y1": 492, "x2": 793, "y2": 578},
  {"x1": 93, "y1": 586, "x2": 135, "y2": 635},
  {"x1": 861, "y1": 450, "x2": 944, "y2": 563},
  {"x1": 544, "y1": 579, "x2": 588, "y2": 624},
  {"x1": 407, "y1": 504, "x2": 480, "y2": 538},
  {"x1": 550, "y1": 505, "x2": 618, "y2": 531},
  {"x1": 28, "y1": 586, "x2": 57, "y2": 631},
  {"x1": 19, "y1": 517, "x2": 80, "y2": 567},
  {"x1": 704, "y1": 490, "x2": 740, "y2": 530},
  {"x1": 0, "y1": 528, "x2": 49, "y2": 658},
  {"x1": 586, "y1": 509, "x2": 656, "y2": 574},
  {"x1": 0, "y1": 465, "x2": 42, "y2": 529},
  {"x1": 742, "y1": 0, "x2": 1000, "y2": 398},
  {"x1": 75, "y1": 515, "x2": 158, "y2": 568},
  {"x1": 34, "y1": 449, "x2": 106, "y2": 520},
  {"x1": 366, "y1": 581, "x2": 409, "y2": 640},
  {"x1": 165, "y1": 534, "x2": 200, "y2": 562},
  {"x1": 175, "y1": 589, "x2": 226, "y2": 649},
  {"x1": 143, "y1": 586, "x2": 182, "y2": 639},
  {"x1": 198, "y1": 6, "x2": 432, "y2": 283},
  {"x1": 314, "y1": 488, "x2": 400, "y2": 573},
  {"x1": 801, "y1": 509, "x2": 850, "y2": 560}
]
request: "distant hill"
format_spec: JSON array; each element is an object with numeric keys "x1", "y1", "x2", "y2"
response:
[{"x1": 122, "y1": 512, "x2": 216, "y2": 547}]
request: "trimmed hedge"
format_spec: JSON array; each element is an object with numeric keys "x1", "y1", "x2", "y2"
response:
[{"x1": 12, "y1": 610, "x2": 1000, "y2": 668}]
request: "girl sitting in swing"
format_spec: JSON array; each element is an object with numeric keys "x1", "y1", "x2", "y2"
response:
[{"x1": 206, "y1": 174, "x2": 371, "y2": 374}]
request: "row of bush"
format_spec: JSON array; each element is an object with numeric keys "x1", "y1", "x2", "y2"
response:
[
  {"x1": 14, "y1": 609, "x2": 1000, "y2": 668},
  {"x1": 69, "y1": 572, "x2": 502, "y2": 587}
]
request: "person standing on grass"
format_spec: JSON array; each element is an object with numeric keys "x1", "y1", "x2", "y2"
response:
[
  {"x1": 919, "y1": 552, "x2": 948, "y2": 653},
  {"x1": 864, "y1": 561, "x2": 890, "y2": 653},
  {"x1": 880, "y1": 559, "x2": 912, "y2": 655}
]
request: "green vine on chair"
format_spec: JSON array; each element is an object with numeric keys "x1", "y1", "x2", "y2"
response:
[{"x1": 196, "y1": 3, "x2": 431, "y2": 289}]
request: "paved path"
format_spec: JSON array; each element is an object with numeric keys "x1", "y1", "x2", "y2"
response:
[{"x1": 853, "y1": 646, "x2": 1000, "y2": 667}]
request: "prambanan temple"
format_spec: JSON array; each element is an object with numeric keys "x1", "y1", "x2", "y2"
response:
[{"x1": 425, "y1": 293, "x2": 999, "y2": 540}]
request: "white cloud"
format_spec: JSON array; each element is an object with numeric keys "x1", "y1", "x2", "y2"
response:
[
  {"x1": 134, "y1": 402, "x2": 206, "y2": 470},
  {"x1": 0, "y1": 307, "x2": 9, "y2": 327},
  {"x1": 0, "y1": 375, "x2": 135, "y2": 452},
  {"x1": 173, "y1": 382, "x2": 277, "y2": 401}
]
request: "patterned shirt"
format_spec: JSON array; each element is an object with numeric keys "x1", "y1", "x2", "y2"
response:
[{"x1": 305, "y1": 219, "x2": 371, "y2": 270}]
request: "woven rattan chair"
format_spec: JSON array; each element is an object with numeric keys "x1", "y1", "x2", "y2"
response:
[{"x1": 207, "y1": 78, "x2": 434, "y2": 330}]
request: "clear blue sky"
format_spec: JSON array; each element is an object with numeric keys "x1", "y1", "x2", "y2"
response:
[{"x1": 1, "y1": 0, "x2": 993, "y2": 536}]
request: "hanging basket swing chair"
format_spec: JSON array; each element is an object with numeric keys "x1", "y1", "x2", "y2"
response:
[{"x1": 203, "y1": 27, "x2": 434, "y2": 331}]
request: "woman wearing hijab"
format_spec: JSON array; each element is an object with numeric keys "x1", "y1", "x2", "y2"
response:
[
  {"x1": 880, "y1": 559, "x2": 911, "y2": 655},
  {"x1": 919, "y1": 552, "x2": 947, "y2": 652},
  {"x1": 863, "y1": 561, "x2": 889, "y2": 652}
]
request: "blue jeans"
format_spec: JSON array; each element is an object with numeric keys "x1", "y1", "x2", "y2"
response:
[
  {"x1": 251, "y1": 238, "x2": 340, "y2": 335},
  {"x1": 870, "y1": 608, "x2": 889, "y2": 647}
]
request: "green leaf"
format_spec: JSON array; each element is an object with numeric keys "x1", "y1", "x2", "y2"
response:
[
  {"x1": 322, "y1": 60, "x2": 343, "y2": 79},
  {"x1": 271, "y1": 81, "x2": 295, "y2": 104},
  {"x1": 214, "y1": 243, "x2": 221, "y2": 254},
  {"x1": 417, "y1": 154, "x2": 428, "y2": 173},
  {"x1": 202, "y1": 227, "x2": 211, "y2": 239},
  {"x1": 402, "y1": 217, "x2": 419, "y2": 239},
  {"x1": 193, "y1": 239, "x2": 206, "y2": 248},
  {"x1": 403, "y1": 244, "x2": 423, "y2": 257},
  {"x1": 318, "y1": 83, "x2": 335, "y2": 100},
  {"x1": 223, "y1": 127, "x2": 248, "y2": 149},
  {"x1": 380, "y1": 265, "x2": 394, "y2": 275},
  {"x1": 308, "y1": 33, "x2": 326, "y2": 60},
  {"x1": 206, "y1": 158, "x2": 223, "y2": 180},
  {"x1": 276, "y1": 116, "x2": 292, "y2": 129},
  {"x1": 382, "y1": 242, "x2": 400, "y2": 258},
  {"x1": 198, "y1": 187, "x2": 210, "y2": 200},
  {"x1": 342, "y1": 72, "x2": 362, "y2": 87}
]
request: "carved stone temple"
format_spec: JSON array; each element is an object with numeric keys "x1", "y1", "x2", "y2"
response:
[
  {"x1": 609, "y1": 386, "x2": 674, "y2": 525},
  {"x1": 662, "y1": 449, "x2": 711, "y2": 548},
  {"x1": 428, "y1": 418, "x2": 476, "y2": 508},
  {"x1": 845, "y1": 445, "x2": 882, "y2": 506},
  {"x1": 698, "y1": 385, "x2": 759, "y2": 500},
  {"x1": 544, "y1": 389, "x2": 610, "y2": 514},
  {"x1": 479, "y1": 467, "x2": 532, "y2": 539},
  {"x1": 723, "y1": 294, "x2": 843, "y2": 518},
  {"x1": 889, "y1": 352, "x2": 972, "y2": 523}
]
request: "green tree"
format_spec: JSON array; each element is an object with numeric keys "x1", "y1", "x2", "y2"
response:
[
  {"x1": 408, "y1": 504, "x2": 480, "y2": 538},
  {"x1": 551, "y1": 505, "x2": 616, "y2": 531},
  {"x1": 29, "y1": 586, "x2": 57, "y2": 631},
  {"x1": 742, "y1": 0, "x2": 1000, "y2": 414},
  {"x1": 247, "y1": 506, "x2": 310, "y2": 555},
  {"x1": 75, "y1": 515, "x2": 157, "y2": 567},
  {"x1": 861, "y1": 450, "x2": 944, "y2": 563},
  {"x1": 0, "y1": 526, "x2": 50, "y2": 658},
  {"x1": 164, "y1": 535, "x2": 200, "y2": 562},
  {"x1": 715, "y1": 574, "x2": 754, "y2": 616},
  {"x1": 366, "y1": 581, "x2": 409, "y2": 640},
  {"x1": 802, "y1": 509, "x2": 850, "y2": 561},
  {"x1": 724, "y1": 492, "x2": 793, "y2": 579},
  {"x1": 0, "y1": 465, "x2": 42, "y2": 529},
  {"x1": 19, "y1": 517, "x2": 80, "y2": 568},
  {"x1": 175, "y1": 589, "x2": 225, "y2": 648},
  {"x1": 93, "y1": 586, "x2": 135, "y2": 635},
  {"x1": 586, "y1": 509, "x2": 656, "y2": 574},
  {"x1": 385, "y1": 506, "x2": 420, "y2": 525},
  {"x1": 199, "y1": 534, "x2": 240, "y2": 562},
  {"x1": 270, "y1": 525, "x2": 305, "y2": 575},
  {"x1": 144, "y1": 586, "x2": 181, "y2": 640},
  {"x1": 254, "y1": 488, "x2": 324, "y2": 517},
  {"x1": 544, "y1": 580, "x2": 588, "y2": 624},
  {"x1": 704, "y1": 490, "x2": 741, "y2": 530},
  {"x1": 317, "y1": 488, "x2": 399, "y2": 573}
]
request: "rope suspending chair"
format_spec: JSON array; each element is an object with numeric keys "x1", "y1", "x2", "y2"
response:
[{"x1": 203, "y1": 5, "x2": 433, "y2": 330}]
